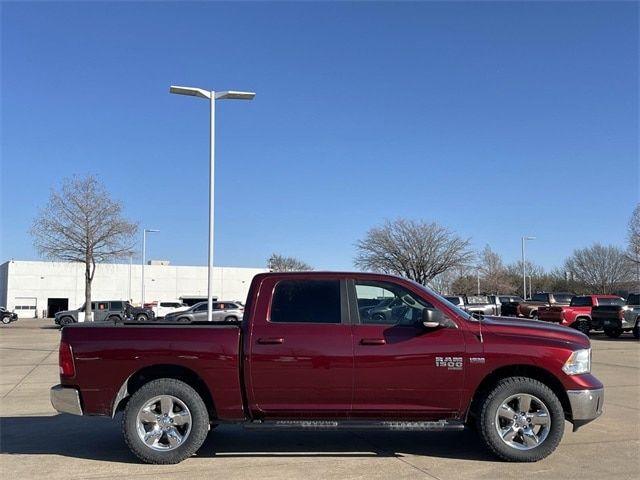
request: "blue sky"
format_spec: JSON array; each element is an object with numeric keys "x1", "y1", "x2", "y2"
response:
[{"x1": 1, "y1": 1, "x2": 638, "y2": 271}]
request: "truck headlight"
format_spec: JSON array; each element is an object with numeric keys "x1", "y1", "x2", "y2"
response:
[{"x1": 562, "y1": 348, "x2": 591, "y2": 375}]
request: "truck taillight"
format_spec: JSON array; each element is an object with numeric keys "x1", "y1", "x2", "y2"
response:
[{"x1": 59, "y1": 341, "x2": 75, "y2": 377}]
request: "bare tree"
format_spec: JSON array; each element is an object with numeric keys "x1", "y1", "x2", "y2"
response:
[
  {"x1": 268, "y1": 253, "x2": 313, "y2": 272},
  {"x1": 31, "y1": 176, "x2": 138, "y2": 320},
  {"x1": 354, "y1": 219, "x2": 474, "y2": 285},
  {"x1": 478, "y1": 245, "x2": 514, "y2": 294},
  {"x1": 564, "y1": 244, "x2": 632, "y2": 294}
]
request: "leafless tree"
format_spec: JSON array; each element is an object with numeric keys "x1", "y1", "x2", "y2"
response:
[
  {"x1": 31, "y1": 176, "x2": 138, "y2": 320},
  {"x1": 268, "y1": 253, "x2": 313, "y2": 272},
  {"x1": 478, "y1": 245, "x2": 514, "y2": 294},
  {"x1": 564, "y1": 244, "x2": 632, "y2": 294},
  {"x1": 354, "y1": 219, "x2": 474, "y2": 285}
]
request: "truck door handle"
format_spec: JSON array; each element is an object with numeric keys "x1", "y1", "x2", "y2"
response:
[
  {"x1": 360, "y1": 338, "x2": 386, "y2": 345},
  {"x1": 257, "y1": 337, "x2": 284, "y2": 345}
]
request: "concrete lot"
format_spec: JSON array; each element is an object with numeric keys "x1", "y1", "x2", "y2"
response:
[{"x1": 1, "y1": 319, "x2": 638, "y2": 480}]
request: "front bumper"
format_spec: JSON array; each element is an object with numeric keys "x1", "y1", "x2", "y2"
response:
[
  {"x1": 568, "y1": 388, "x2": 604, "y2": 431},
  {"x1": 50, "y1": 384, "x2": 83, "y2": 415}
]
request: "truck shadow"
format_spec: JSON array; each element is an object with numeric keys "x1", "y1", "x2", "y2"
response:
[{"x1": 0, "y1": 415, "x2": 493, "y2": 463}]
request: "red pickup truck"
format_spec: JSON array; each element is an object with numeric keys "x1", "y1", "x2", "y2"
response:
[
  {"x1": 50, "y1": 272, "x2": 603, "y2": 465},
  {"x1": 538, "y1": 295, "x2": 626, "y2": 335}
]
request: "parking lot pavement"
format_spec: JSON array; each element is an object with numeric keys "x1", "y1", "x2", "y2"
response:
[{"x1": 1, "y1": 319, "x2": 638, "y2": 480}]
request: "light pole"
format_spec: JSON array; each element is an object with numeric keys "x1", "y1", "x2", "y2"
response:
[
  {"x1": 169, "y1": 85, "x2": 255, "y2": 322},
  {"x1": 521, "y1": 236, "x2": 536, "y2": 299},
  {"x1": 142, "y1": 228, "x2": 160, "y2": 306},
  {"x1": 169, "y1": 85, "x2": 256, "y2": 322},
  {"x1": 477, "y1": 269, "x2": 481, "y2": 295}
]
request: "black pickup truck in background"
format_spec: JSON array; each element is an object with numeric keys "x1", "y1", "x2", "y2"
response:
[
  {"x1": 591, "y1": 293, "x2": 640, "y2": 339},
  {"x1": 489, "y1": 295, "x2": 524, "y2": 317}
]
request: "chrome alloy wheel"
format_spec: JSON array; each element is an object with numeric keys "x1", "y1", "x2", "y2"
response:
[
  {"x1": 136, "y1": 395, "x2": 192, "y2": 451},
  {"x1": 494, "y1": 393, "x2": 551, "y2": 450}
]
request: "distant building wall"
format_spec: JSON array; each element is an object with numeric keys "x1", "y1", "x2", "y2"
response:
[{"x1": 0, "y1": 260, "x2": 268, "y2": 318}]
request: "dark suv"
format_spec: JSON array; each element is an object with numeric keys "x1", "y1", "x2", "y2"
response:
[{"x1": 54, "y1": 301, "x2": 155, "y2": 325}]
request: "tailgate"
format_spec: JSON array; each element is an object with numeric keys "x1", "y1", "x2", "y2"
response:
[{"x1": 591, "y1": 306, "x2": 622, "y2": 329}]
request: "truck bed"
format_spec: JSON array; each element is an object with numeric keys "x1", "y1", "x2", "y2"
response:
[{"x1": 60, "y1": 322, "x2": 245, "y2": 419}]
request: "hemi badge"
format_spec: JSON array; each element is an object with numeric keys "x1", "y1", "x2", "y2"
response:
[{"x1": 470, "y1": 357, "x2": 485, "y2": 364}]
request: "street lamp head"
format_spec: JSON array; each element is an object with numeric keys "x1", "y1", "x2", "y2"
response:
[
  {"x1": 523, "y1": 236, "x2": 536, "y2": 241},
  {"x1": 144, "y1": 229, "x2": 160, "y2": 233},
  {"x1": 214, "y1": 91, "x2": 256, "y2": 101},
  {"x1": 169, "y1": 85, "x2": 211, "y2": 99}
]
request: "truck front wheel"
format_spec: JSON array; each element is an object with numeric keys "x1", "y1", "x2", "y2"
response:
[
  {"x1": 123, "y1": 378, "x2": 209, "y2": 464},
  {"x1": 477, "y1": 377, "x2": 564, "y2": 462}
]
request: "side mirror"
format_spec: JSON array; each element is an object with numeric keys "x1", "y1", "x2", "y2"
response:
[{"x1": 422, "y1": 308, "x2": 444, "y2": 328}]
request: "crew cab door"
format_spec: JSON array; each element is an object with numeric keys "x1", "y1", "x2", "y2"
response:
[
  {"x1": 246, "y1": 277, "x2": 353, "y2": 418},
  {"x1": 349, "y1": 279, "x2": 466, "y2": 419}
]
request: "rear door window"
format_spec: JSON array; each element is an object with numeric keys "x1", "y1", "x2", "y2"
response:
[
  {"x1": 110, "y1": 301, "x2": 124, "y2": 311},
  {"x1": 270, "y1": 280, "x2": 341, "y2": 324},
  {"x1": 570, "y1": 297, "x2": 592, "y2": 307}
]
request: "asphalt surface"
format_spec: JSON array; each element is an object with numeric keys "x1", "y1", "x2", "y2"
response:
[{"x1": 1, "y1": 319, "x2": 638, "y2": 480}]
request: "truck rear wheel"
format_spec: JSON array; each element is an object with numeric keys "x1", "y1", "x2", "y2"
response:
[
  {"x1": 604, "y1": 327, "x2": 622, "y2": 338},
  {"x1": 123, "y1": 378, "x2": 209, "y2": 464},
  {"x1": 633, "y1": 320, "x2": 639, "y2": 340},
  {"x1": 477, "y1": 376, "x2": 564, "y2": 462},
  {"x1": 574, "y1": 318, "x2": 591, "y2": 336}
]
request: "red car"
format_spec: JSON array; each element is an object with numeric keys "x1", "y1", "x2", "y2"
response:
[
  {"x1": 537, "y1": 295, "x2": 625, "y2": 335},
  {"x1": 51, "y1": 272, "x2": 603, "y2": 464}
]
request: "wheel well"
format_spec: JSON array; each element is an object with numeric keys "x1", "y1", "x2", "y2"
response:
[
  {"x1": 467, "y1": 365, "x2": 571, "y2": 422},
  {"x1": 113, "y1": 364, "x2": 217, "y2": 421}
]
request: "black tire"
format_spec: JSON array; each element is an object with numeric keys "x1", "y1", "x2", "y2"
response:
[
  {"x1": 58, "y1": 316, "x2": 74, "y2": 326},
  {"x1": 1, "y1": 317, "x2": 11, "y2": 325},
  {"x1": 122, "y1": 378, "x2": 209, "y2": 464},
  {"x1": 224, "y1": 316, "x2": 238, "y2": 322},
  {"x1": 530, "y1": 311, "x2": 538, "y2": 321},
  {"x1": 574, "y1": 318, "x2": 591, "y2": 336},
  {"x1": 604, "y1": 327, "x2": 623, "y2": 338},
  {"x1": 477, "y1": 376, "x2": 564, "y2": 462},
  {"x1": 136, "y1": 313, "x2": 149, "y2": 322},
  {"x1": 107, "y1": 315, "x2": 120, "y2": 322},
  {"x1": 177, "y1": 317, "x2": 190, "y2": 323},
  {"x1": 633, "y1": 320, "x2": 639, "y2": 340}
]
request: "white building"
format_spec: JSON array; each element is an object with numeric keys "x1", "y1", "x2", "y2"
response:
[{"x1": 0, "y1": 260, "x2": 268, "y2": 318}]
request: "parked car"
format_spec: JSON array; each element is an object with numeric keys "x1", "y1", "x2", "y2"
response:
[
  {"x1": 163, "y1": 301, "x2": 244, "y2": 322},
  {"x1": 491, "y1": 295, "x2": 524, "y2": 317},
  {"x1": 146, "y1": 301, "x2": 189, "y2": 319},
  {"x1": 51, "y1": 272, "x2": 603, "y2": 464},
  {"x1": 591, "y1": 293, "x2": 640, "y2": 339},
  {"x1": 54, "y1": 301, "x2": 155, "y2": 325},
  {"x1": 1, "y1": 307, "x2": 18, "y2": 325},
  {"x1": 443, "y1": 295, "x2": 501, "y2": 316},
  {"x1": 517, "y1": 293, "x2": 574, "y2": 320},
  {"x1": 537, "y1": 295, "x2": 625, "y2": 335}
]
